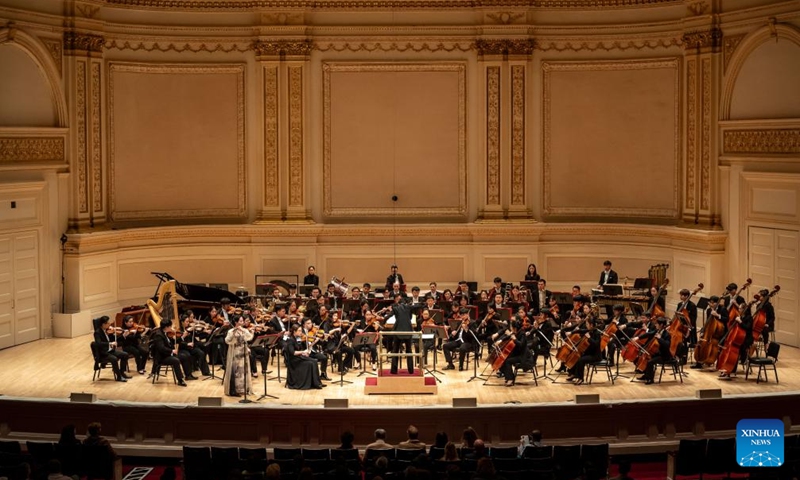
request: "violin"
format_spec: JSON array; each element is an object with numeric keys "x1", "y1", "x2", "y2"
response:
[
  {"x1": 106, "y1": 326, "x2": 123, "y2": 335},
  {"x1": 164, "y1": 326, "x2": 177, "y2": 339}
]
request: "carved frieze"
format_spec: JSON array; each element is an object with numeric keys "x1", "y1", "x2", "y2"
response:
[
  {"x1": 105, "y1": 39, "x2": 250, "y2": 54},
  {"x1": 536, "y1": 37, "x2": 681, "y2": 52},
  {"x1": 510, "y1": 65, "x2": 525, "y2": 206},
  {"x1": 0, "y1": 137, "x2": 65, "y2": 163},
  {"x1": 486, "y1": 66, "x2": 500, "y2": 206},
  {"x1": 264, "y1": 66, "x2": 279, "y2": 208},
  {"x1": 253, "y1": 40, "x2": 312, "y2": 58},
  {"x1": 700, "y1": 57, "x2": 711, "y2": 211},
  {"x1": 101, "y1": 0, "x2": 679, "y2": 10},
  {"x1": 76, "y1": 61, "x2": 88, "y2": 213},
  {"x1": 485, "y1": 11, "x2": 526, "y2": 25},
  {"x1": 91, "y1": 62, "x2": 103, "y2": 214},
  {"x1": 685, "y1": 59, "x2": 696, "y2": 210},
  {"x1": 64, "y1": 31, "x2": 105, "y2": 54},
  {"x1": 682, "y1": 28, "x2": 721, "y2": 51},
  {"x1": 723, "y1": 33, "x2": 746, "y2": 72},
  {"x1": 288, "y1": 65, "x2": 304, "y2": 207},
  {"x1": 723, "y1": 130, "x2": 800, "y2": 154},
  {"x1": 40, "y1": 38, "x2": 63, "y2": 74},
  {"x1": 314, "y1": 41, "x2": 474, "y2": 53},
  {"x1": 477, "y1": 38, "x2": 535, "y2": 56}
]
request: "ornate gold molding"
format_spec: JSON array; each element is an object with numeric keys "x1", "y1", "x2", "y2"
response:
[
  {"x1": 510, "y1": 65, "x2": 525, "y2": 207},
  {"x1": 477, "y1": 38, "x2": 535, "y2": 56},
  {"x1": 105, "y1": 39, "x2": 250, "y2": 54},
  {"x1": 486, "y1": 66, "x2": 500, "y2": 207},
  {"x1": 288, "y1": 65, "x2": 304, "y2": 208},
  {"x1": 322, "y1": 62, "x2": 467, "y2": 217},
  {"x1": 723, "y1": 129, "x2": 800, "y2": 154},
  {"x1": 76, "y1": 60, "x2": 88, "y2": 214},
  {"x1": 485, "y1": 11, "x2": 526, "y2": 25},
  {"x1": 263, "y1": 66, "x2": 279, "y2": 209},
  {"x1": 253, "y1": 40, "x2": 312, "y2": 58},
  {"x1": 101, "y1": 0, "x2": 680, "y2": 11},
  {"x1": 542, "y1": 58, "x2": 681, "y2": 219},
  {"x1": 722, "y1": 33, "x2": 746, "y2": 72},
  {"x1": 0, "y1": 136, "x2": 65, "y2": 163},
  {"x1": 107, "y1": 63, "x2": 247, "y2": 220},
  {"x1": 536, "y1": 37, "x2": 681, "y2": 52},
  {"x1": 314, "y1": 41, "x2": 475, "y2": 53},
  {"x1": 40, "y1": 37, "x2": 63, "y2": 75},
  {"x1": 90, "y1": 62, "x2": 103, "y2": 214},
  {"x1": 682, "y1": 28, "x2": 721, "y2": 52},
  {"x1": 64, "y1": 31, "x2": 105, "y2": 54},
  {"x1": 700, "y1": 57, "x2": 711, "y2": 211},
  {"x1": 685, "y1": 58, "x2": 696, "y2": 212}
]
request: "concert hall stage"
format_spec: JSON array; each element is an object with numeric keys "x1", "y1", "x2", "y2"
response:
[{"x1": 0, "y1": 336, "x2": 798, "y2": 451}]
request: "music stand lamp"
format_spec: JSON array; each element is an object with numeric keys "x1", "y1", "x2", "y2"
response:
[
  {"x1": 255, "y1": 334, "x2": 279, "y2": 400},
  {"x1": 354, "y1": 332, "x2": 377, "y2": 377}
]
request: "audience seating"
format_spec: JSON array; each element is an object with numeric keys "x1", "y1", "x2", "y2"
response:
[{"x1": 182, "y1": 446, "x2": 211, "y2": 480}]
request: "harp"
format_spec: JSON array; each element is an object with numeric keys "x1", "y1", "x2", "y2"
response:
[{"x1": 147, "y1": 280, "x2": 181, "y2": 331}]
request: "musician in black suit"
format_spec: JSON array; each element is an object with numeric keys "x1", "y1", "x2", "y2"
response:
[
  {"x1": 604, "y1": 304, "x2": 628, "y2": 366},
  {"x1": 388, "y1": 294, "x2": 415, "y2": 374},
  {"x1": 443, "y1": 308, "x2": 478, "y2": 371},
  {"x1": 303, "y1": 266, "x2": 319, "y2": 286},
  {"x1": 597, "y1": 260, "x2": 619, "y2": 289},
  {"x1": 497, "y1": 321, "x2": 532, "y2": 386},
  {"x1": 675, "y1": 288, "x2": 699, "y2": 345},
  {"x1": 532, "y1": 279, "x2": 551, "y2": 316},
  {"x1": 119, "y1": 315, "x2": 148, "y2": 375},
  {"x1": 722, "y1": 283, "x2": 746, "y2": 310},
  {"x1": 385, "y1": 265, "x2": 404, "y2": 292},
  {"x1": 691, "y1": 295, "x2": 726, "y2": 369},
  {"x1": 636, "y1": 317, "x2": 672, "y2": 385},
  {"x1": 150, "y1": 319, "x2": 189, "y2": 386},
  {"x1": 94, "y1": 317, "x2": 130, "y2": 382},
  {"x1": 566, "y1": 317, "x2": 602, "y2": 385},
  {"x1": 757, "y1": 288, "x2": 776, "y2": 344},
  {"x1": 179, "y1": 315, "x2": 211, "y2": 377}
]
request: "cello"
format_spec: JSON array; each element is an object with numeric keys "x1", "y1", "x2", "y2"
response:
[
  {"x1": 716, "y1": 296, "x2": 758, "y2": 374},
  {"x1": 668, "y1": 283, "x2": 703, "y2": 356},
  {"x1": 634, "y1": 322, "x2": 667, "y2": 373},
  {"x1": 693, "y1": 299, "x2": 726, "y2": 365},
  {"x1": 622, "y1": 279, "x2": 669, "y2": 363}
]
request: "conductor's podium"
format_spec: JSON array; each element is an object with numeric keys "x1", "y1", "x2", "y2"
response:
[{"x1": 364, "y1": 331, "x2": 438, "y2": 395}]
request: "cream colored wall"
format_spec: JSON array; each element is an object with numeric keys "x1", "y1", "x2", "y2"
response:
[
  {"x1": 0, "y1": 0, "x2": 799, "y2": 334},
  {"x1": 0, "y1": 44, "x2": 56, "y2": 127}
]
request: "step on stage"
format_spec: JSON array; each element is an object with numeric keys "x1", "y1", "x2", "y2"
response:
[{"x1": 0, "y1": 336, "x2": 798, "y2": 447}]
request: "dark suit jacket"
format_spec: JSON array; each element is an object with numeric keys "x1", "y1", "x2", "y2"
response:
[
  {"x1": 93, "y1": 329, "x2": 115, "y2": 353},
  {"x1": 598, "y1": 269, "x2": 619, "y2": 286},
  {"x1": 676, "y1": 300, "x2": 698, "y2": 327},
  {"x1": 151, "y1": 330, "x2": 177, "y2": 364},
  {"x1": 303, "y1": 274, "x2": 319, "y2": 286},
  {"x1": 268, "y1": 316, "x2": 289, "y2": 333},
  {"x1": 391, "y1": 303, "x2": 414, "y2": 332},
  {"x1": 531, "y1": 289, "x2": 552, "y2": 315},
  {"x1": 385, "y1": 274, "x2": 405, "y2": 291}
]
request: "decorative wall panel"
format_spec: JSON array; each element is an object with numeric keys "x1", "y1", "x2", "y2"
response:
[
  {"x1": 108, "y1": 63, "x2": 246, "y2": 221},
  {"x1": 322, "y1": 63, "x2": 466, "y2": 218}
]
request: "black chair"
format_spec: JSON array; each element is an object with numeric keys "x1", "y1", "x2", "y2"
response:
[
  {"x1": 25, "y1": 441, "x2": 56, "y2": 472},
  {"x1": 552, "y1": 445, "x2": 581, "y2": 480},
  {"x1": 364, "y1": 448, "x2": 395, "y2": 466},
  {"x1": 395, "y1": 448, "x2": 425, "y2": 461},
  {"x1": 522, "y1": 445, "x2": 553, "y2": 459},
  {"x1": 673, "y1": 438, "x2": 707, "y2": 479},
  {"x1": 272, "y1": 447, "x2": 302, "y2": 475},
  {"x1": 704, "y1": 438, "x2": 738, "y2": 477},
  {"x1": 587, "y1": 360, "x2": 614, "y2": 385},
  {"x1": 55, "y1": 443, "x2": 82, "y2": 477},
  {"x1": 150, "y1": 343, "x2": 178, "y2": 384},
  {"x1": 182, "y1": 446, "x2": 212, "y2": 480},
  {"x1": 490, "y1": 446, "x2": 519, "y2": 459},
  {"x1": 301, "y1": 448, "x2": 330, "y2": 460},
  {"x1": 494, "y1": 457, "x2": 523, "y2": 474},
  {"x1": 457, "y1": 447, "x2": 474, "y2": 459},
  {"x1": 0, "y1": 441, "x2": 21, "y2": 454},
  {"x1": 747, "y1": 342, "x2": 780, "y2": 383},
  {"x1": 239, "y1": 447, "x2": 267, "y2": 461},
  {"x1": 658, "y1": 344, "x2": 688, "y2": 384},
  {"x1": 580, "y1": 443, "x2": 609, "y2": 478},
  {"x1": 90, "y1": 342, "x2": 111, "y2": 381},
  {"x1": 211, "y1": 446, "x2": 240, "y2": 478},
  {"x1": 428, "y1": 446, "x2": 445, "y2": 460},
  {"x1": 82, "y1": 444, "x2": 115, "y2": 480}
]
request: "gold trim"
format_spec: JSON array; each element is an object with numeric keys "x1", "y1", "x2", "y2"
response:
[
  {"x1": 40, "y1": 37, "x2": 62, "y2": 75},
  {"x1": 101, "y1": 0, "x2": 681, "y2": 11},
  {"x1": 681, "y1": 28, "x2": 721, "y2": 52},
  {"x1": 322, "y1": 62, "x2": 467, "y2": 218},
  {"x1": 253, "y1": 40, "x2": 312, "y2": 58},
  {"x1": 477, "y1": 38, "x2": 535, "y2": 56},
  {"x1": 91, "y1": 61, "x2": 103, "y2": 215},
  {"x1": 685, "y1": 58, "x2": 696, "y2": 211},
  {"x1": 77, "y1": 60, "x2": 88, "y2": 214},
  {"x1": 107, "y1": 62, "x2": 247, "y2": 220},
  {"x1": 263, "y1": 65, "x2": 279, "y2": 209},
  {"x1": 700, "y1": 57, "x2": 711, "y2": 212},
  {"x1": 542, "y1": 58, "x2": 681, "y2": 218},
  {"x1": 723, "y1": 129, "x2": 800, "y2": 154},
  {"x1": 722, "y1": 33, "x2": 745, "y2": 72},
  {"x1": 64, "y1": 31, "x2": 105, "y2": 54}
]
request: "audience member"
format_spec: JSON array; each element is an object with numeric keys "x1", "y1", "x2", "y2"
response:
[
  {"x1": 465, "y1": 439, "x2": 488, "y2": 460},
  {"x1": 83, "y1": 422, "x2": 118, "y2": 458},
  {"x1": 472, "y1": 457, "x2": 499, "y2": 480},
  {"x1": 440, "y1": 442, "x2": 459, "y2": 462},
  {"x1": 397, "y1": 425, "x2": 426, "y2": 450},
  {"x1": 610, "y1": 461, "x2": 635, "y2": 480},
  {"x1": 58, "y1": 425, "x2": 80, "y2": 446},
  {"x1": 296, "y1": 467, "x2": 313, "y2": 480},
  {"x1": 530, "y1": 429, "x2": 544, "y2": 446},
  {"x1": 338, "y1": 430, "x2": 356, "y2": 450},
  {"x1": 461, "y1": 426, "x2": 478, "y2": 448},
  {"x1": 366, "y1": 428, "x2": 393, "y2": 450},
  {"x1": 432, "y1": 431, "x2": 449, "y2": 449},
  {"x1": 45, "y1": 460, "x2": 75, "y2": 480},
  {"x1": 264, "y1": 463, "x2": 280, "y2": 479}
]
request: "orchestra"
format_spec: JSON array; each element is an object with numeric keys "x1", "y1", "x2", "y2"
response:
[{"x1": 99, "y1": 263, "x2": 781, "y2": 394}]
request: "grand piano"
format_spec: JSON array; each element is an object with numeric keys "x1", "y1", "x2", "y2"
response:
[{"x1": 115, "y1": 272, "x2": 243, "y2": 327}]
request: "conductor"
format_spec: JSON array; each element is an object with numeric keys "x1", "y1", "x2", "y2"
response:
[{"x1": 389, "y1": 293, "x2": 415, "y2": 375}]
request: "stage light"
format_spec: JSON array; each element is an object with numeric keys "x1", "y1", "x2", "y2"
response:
[
  {"x1": 452, "y1": 397, "x2": 477, "y2": 408},
  {"x1": 574, "y1": 394, "x2": 600, "y2": 404},
  {"x1": 198, "y1": 397, "x2": 223, "y2": 407},
  {"x1": 70, "y1": 393, "x2": 96, "y2": 403},
  {"x1": 324, "y1": 398, "x2": 348, "y2": 408},
  {"x1": 696, "y1": 389, "x2": 722, "y2": 399}
]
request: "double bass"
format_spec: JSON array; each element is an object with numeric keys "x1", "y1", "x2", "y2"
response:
[
  {"x1": 668, "y1": 283, "x2": 703, "y2": 356},
  {"x1": 725, "y1": 278, "x2": 752, "y2": 327},
  {"x1": 750, "y1": 286, "x2": 780, "y2": 353},
  {"x1": 693, "y1": 300, "x2": 727, "y2": 365}
]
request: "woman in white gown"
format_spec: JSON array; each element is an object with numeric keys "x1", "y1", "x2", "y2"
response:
[{"x1": 223, "y1": 315, "x2": 253, "y2": 397}]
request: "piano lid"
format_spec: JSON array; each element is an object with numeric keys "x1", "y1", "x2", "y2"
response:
[{"x1": 152, "y1": 272, "x2": 243, "y2": 305}]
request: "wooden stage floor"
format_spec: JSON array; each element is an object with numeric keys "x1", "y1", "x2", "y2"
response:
[{"x1": 1, "y1": 335, "x2": 797, "y2": 408}]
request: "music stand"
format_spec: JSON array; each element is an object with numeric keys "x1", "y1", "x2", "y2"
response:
[
  {"x1": 466, "y1": 329, "x2": 485, "y2": 383},
  {"x1": 354, "y1": 332, "x2": 377, "y2": 377},
  {"x1": 602, "y1": 284, "x2": 624, "y2": 296},
  {"x1": 696, "y1": 296, "x2": 709, "y2": 330},
  {"x1": 330, "y1": 335, "x2": 353, "y2": 386},
  {"x1": 496, "y1": 308, "x2": 512, "y2": 322},
  {"x1": 422, "y1": 326, "x2": 447, "y2": 378},
  {"x1": 265, "y1": 332, "x2": 284, "y2": 383},
  {"x1": 203, "y1": 326, "x2": 226, "y2": 382},
  {"x1": 254, "y1": 335, "x2": 279, "y2": 400}
]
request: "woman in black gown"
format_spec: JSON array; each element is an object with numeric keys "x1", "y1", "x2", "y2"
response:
[{"x1": 285, "y1": 325, "x2": 325, "y2": 390}]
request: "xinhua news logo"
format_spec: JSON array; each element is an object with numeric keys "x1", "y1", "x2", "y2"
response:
[{"x1": 736, "y1": 419, "x2": 784, "y2": 467}]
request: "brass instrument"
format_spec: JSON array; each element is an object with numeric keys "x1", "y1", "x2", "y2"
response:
[{"x1": 147, "y1": 280, "x2": 181, "y2": 331}]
